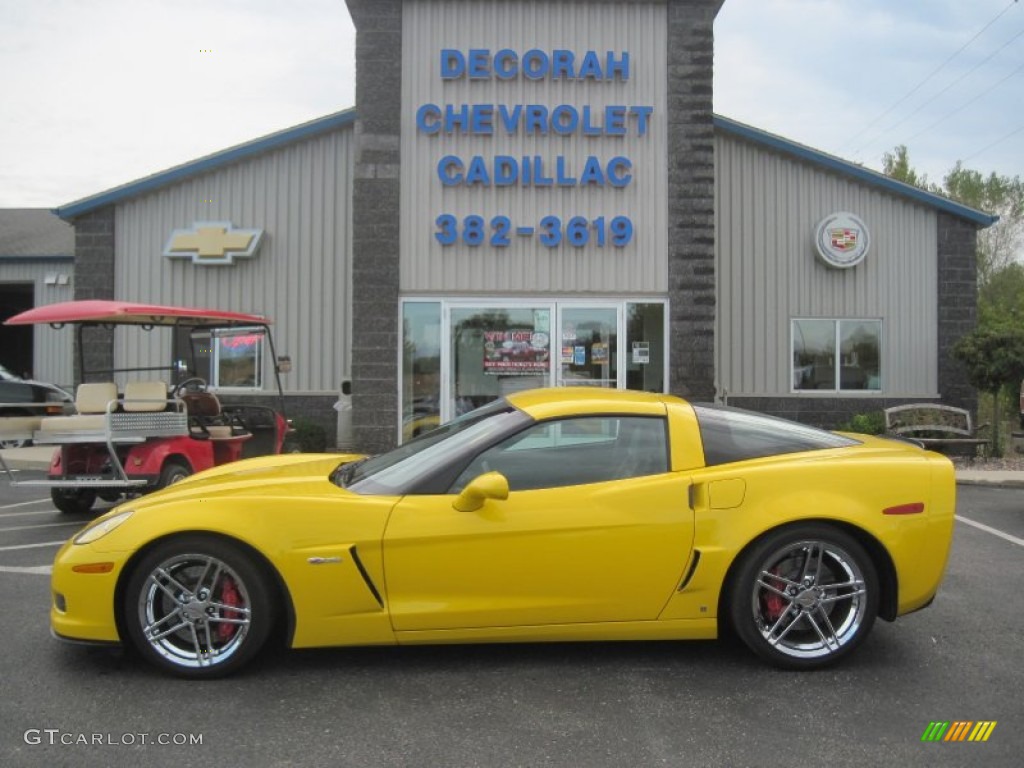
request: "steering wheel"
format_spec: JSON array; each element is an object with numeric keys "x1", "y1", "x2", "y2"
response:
[{"x1": 172, "y1": 377, "x2": 207, "y2": 397}]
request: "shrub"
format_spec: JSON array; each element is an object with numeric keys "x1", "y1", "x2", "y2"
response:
[
  {"x1": 839, "y1": 412, "x2": 886, "y2": 435},
  {"x1": 287, "y1": 417, "x2": 328, "y2": 452}
]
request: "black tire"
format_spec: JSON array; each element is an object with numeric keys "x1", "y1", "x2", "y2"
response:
[
  {"x1": 122, "y1": 536, "x2": 276, "y2": 678},
  {"x1": 51, "y1": 488, "x2": 97, "y2": 515},
  {"x1": 157, "y1": 460, "x2": 192, "y2": 490},
  {"x1": 728, "y1": 524, "x2": 878, "y2": 670}
]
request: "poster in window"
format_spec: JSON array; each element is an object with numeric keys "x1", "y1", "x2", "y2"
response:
[
  {"x1": 632, "y1": 341, "x2": 650, "y2": 364},
  {"x1": 482, "y1": 329, "x2": 550, "y2": 375},
  {"x1": 592, "y1": 343, "x2": 609, "y2": 363}
]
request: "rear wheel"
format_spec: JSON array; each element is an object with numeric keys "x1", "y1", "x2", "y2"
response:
[
  {"x1": 50, "y1": 488, "x2": 97, "y2": 515},
  {"x1": 122, "y1": 536, "x2": 276, "y2": 678},
  {"x1": 156, "y1": 460, "x2": 192, "y2": 490},
  {"x1": 729, "y1": 524, "x2": 878, "y2": 669}
]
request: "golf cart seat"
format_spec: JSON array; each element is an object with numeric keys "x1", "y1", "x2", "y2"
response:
[
  {"x1": 122, "y1": 380, "x2": 170, "y2": 412},
  {"x1": 37, "y1": 382, "x2": 118, "y2": 434},
  {"x1": 183, "y1": 391, "x2": 248, "y2": 440}
]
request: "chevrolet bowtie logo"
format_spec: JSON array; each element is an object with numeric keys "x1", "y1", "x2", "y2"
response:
[{"x1": 164, "y1": 221, "x2": 264, "y2": 266}]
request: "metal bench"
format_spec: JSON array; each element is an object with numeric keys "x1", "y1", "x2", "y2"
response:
[{"x1": 883, "y1": 403, "x2": 990, "y2": 455}]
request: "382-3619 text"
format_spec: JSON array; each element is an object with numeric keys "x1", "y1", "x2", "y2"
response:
[{"x1": 435, "y1": 214, "x2": 633, "y2": 248}]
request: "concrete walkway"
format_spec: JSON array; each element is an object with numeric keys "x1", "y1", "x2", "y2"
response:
[{"x1": 3, "y1": 444, "x2": 1024, "y2": 488}]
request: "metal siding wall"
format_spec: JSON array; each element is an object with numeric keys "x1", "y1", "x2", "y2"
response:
[
  {"x1": 0, "y1": 264, "x2": 74, "y2": 387},
  {"x1": 400, "y1": 0, "x2": 667, "y2": 294},
  {"x1": 114, "y1": 128, "x2": 354, "y2": 393},
  {"x1": 715, "y1": 133, "x2": 938, "y2": 398}
]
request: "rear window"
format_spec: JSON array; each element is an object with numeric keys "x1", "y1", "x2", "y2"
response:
[{"x1": 693, "y1": 404, "x2": 858, "y2": 467}]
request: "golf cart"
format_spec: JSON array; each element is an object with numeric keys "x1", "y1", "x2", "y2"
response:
[{"x1": 0, "y1": 300, "x2": 291, "y2": 513}]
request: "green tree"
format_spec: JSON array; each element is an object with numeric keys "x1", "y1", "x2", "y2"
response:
[
  {"x1": 881, "y1": 145, "x2": 930, "y2": 189},
  {"x1": 881, "y1": 146, "x2": 1024, "y2": 288},
  {"x1": 943, "y1": 162, "x2": 1024, "y2": 287},
  {"x1": 952, "y1": 325, "x2": 1024, "y2": 455}
]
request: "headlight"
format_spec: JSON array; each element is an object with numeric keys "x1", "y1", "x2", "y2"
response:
[{"x1": 74, "y1": 509, "x2": 134, "y2": 545}]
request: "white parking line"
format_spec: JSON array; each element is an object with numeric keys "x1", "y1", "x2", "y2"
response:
[
  {"x1": 0, "y1": 522, "x2": 81, "y2": 533},
  {"x1": 0, "y1": 541, "x2": 66, "y2": 552},
  {"x1": 956, "y1": 515, "x2": 1024, "y2": 547},
  {"x1": 0, "y1": 509, "x2": 64, "y2": 519},
  {"x1": 0, "y1": 565, "x2": 51, "y2": 575},
  {"x1": 0, "y1": 499, "x2": 51, "y2": 511}
]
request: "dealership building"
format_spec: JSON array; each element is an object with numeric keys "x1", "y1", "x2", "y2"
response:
[{"x1": 1, "y1": 0, "x2": 996, "y2": 452}]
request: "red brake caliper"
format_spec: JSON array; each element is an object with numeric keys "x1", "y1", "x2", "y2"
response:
[
  {"x1": 217, "y1": 577, "x2": 241, "y2": 642},
  {"x1": 762, "y1": 567, "x2": 786, "y2": 621}
]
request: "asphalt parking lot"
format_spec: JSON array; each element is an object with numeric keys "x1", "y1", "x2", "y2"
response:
[{"x1": 0, "y1": 473, "x2": 1020, "y2": 768}]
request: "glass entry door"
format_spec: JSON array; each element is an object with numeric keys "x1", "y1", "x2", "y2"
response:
[
  {"x1": 417, "y1": 300, "x2": 665, "y2": 432},
  {"x1": 557, "y1": 306, "x2": 620, "y2": 388},
  {"x1": 448, "y1": 305, "x2": 552, "y2": 418}
]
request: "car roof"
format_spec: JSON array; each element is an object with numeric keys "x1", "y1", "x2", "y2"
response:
[{"x1": 506, "y1": 387, "x2": 686, "y2": 420}]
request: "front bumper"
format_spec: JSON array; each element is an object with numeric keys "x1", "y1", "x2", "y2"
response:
[{"x1": 50, "y1": 539, "x2": 125, "y2": 643}]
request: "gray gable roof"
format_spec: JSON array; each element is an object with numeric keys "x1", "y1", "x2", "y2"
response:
[
  {"x1": 50, "y1": 107, "x2": 996, "y2": 229},
  {"x1": 714, "y1": 115, "x2": 997, "y2": 228},
  {"x1": 0, "y1": 209, "x2": 74, "y2": 259}
]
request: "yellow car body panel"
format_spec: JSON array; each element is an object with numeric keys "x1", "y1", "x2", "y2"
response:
[
  {"x1": 50, "y1": 387, "x2": 956, "y2": 671},
  {"x1": 659, "y1": 437, "x2": 956, "y2": 622},
  {"x1": 383, "y1": 473, "x2": 693, "y2": 631}
]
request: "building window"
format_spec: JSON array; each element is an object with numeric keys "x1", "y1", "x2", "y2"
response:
[
  {"x1": 792, "y1": 319, "x2": 881, "y2": 392},
  {"x1": 402, "y1": 302, "x2": 442, "y2": 441},
  {"x1": 191, "y1": 327, "x2": 266, "y2": 390}
]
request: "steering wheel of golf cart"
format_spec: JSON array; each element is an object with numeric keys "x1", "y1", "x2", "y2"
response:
[{"x1": 173, "y1": 377, "x2": 208, "y2": 397}]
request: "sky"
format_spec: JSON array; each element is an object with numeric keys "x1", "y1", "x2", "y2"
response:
[{"x1": 0, "y1": 0, "x2": 1022, "y2": 209}]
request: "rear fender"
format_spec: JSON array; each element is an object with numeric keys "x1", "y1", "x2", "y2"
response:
[{"x1": 125, "y1": 436, "x2": 214, "y2": 476}]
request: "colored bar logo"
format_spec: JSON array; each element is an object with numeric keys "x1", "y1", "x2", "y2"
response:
[{"x1": 921, "y1": 721, "x2": 997, "y2": 742}]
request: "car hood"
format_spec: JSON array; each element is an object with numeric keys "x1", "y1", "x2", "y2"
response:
[{"x1": 137, "y1": 452, "x2": 366, "y2": 505}]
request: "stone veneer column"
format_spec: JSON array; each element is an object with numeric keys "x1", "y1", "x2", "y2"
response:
[
  {"x1": 667, "y1": 0, "x2": 720, "y2": 400},
  {"x1": 71, "y1": 207, "x2": 115, "y2": 384},
  {"x1": 346, "y1": 0, "x2": 402, "y2": 454},
  {"x1": 936, "y1": 211, "x2": 979, "y2": 414}
]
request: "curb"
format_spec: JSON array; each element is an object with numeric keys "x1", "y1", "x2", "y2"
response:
[{"x1": 955, "y1": 477, "x2": 1024, "y2": 490}]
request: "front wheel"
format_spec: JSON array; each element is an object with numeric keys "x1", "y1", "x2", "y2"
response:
[
  {"x1": 122, "y1": 536, "x2": 276, "y2": 678},
  {"x1": 51, "y1": 488, "x2": 97, "y2": 515},
  {"x1": 728, "y1": 524, "x2": 878, "y2": 669}
]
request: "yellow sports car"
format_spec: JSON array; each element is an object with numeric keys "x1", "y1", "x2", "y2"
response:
[{"x1": 51, "y1": 388, "x2": 955, "y2": 678}]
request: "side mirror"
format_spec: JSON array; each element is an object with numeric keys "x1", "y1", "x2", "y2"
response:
[{"x1": 453, "y1": 471, "x2": 509, "y2": 512}]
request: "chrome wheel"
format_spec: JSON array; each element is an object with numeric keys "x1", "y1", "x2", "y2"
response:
[
  {"x1": 730, "y1": 525, "x2": 877, "y2": 669},
  {"x1": 124, "y1": 538, "x2": 274, "y2": 677}
]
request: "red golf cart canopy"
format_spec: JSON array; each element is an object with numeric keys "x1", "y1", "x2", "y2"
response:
[{"x1": 5, "y1": 300, "x2": 271, "y2": 328}]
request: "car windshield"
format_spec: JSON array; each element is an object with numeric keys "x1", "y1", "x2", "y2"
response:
[{"x1": 332, "y1": 399, "x2": 530, "y2": 496}]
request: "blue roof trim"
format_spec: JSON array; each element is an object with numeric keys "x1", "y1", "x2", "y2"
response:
[
  {"x1": 54, "y1": 109, "x2": 357, "y2": 221},
  {"x1": 713, "y1": 115, "x2": 998, "y2": 228},
  {"x1": 0, "y1": 254, "x2": 74, "y2": 262}
]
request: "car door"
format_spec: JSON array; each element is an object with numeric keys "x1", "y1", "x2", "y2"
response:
[{"x1": 382, "y1": 414, "x2": 694, "y2": 632}]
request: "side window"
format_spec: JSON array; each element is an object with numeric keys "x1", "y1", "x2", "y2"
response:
[{"x1": 451, "y1": 415, "x2": 668, "y2": 492}]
